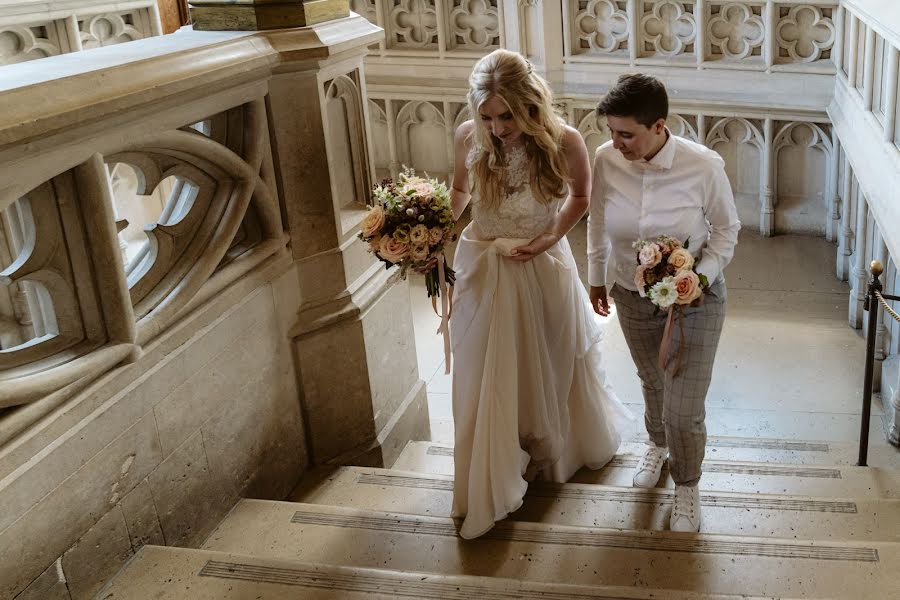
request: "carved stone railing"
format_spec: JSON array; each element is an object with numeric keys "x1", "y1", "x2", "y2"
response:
[
  {"x1": 0, "y1": 0, "x2": 165, "y2": 65},
  {"x1": 0, "y1": 16, "x2": 430, "y2": 599}
]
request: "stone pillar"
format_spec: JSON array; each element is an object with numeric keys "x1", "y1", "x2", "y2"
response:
[
  {"x1": 266, "y1": 15, "x2": 430, "y2": 467},
  {"x1": 849, "y1": 188, "x2": 868, "y2": 328},
  {"x1": 760, "y1": 118, "x2": 775, "y2": 236},
  {"x1": 838, "y1": 157, "x2": 853, "y2": 281},
  {"x1": 826, "y1": 133, "x2": 840, "y2": 242},
  {"x1": 189, "y1": 0, "x2": 349, "y2": 31}
]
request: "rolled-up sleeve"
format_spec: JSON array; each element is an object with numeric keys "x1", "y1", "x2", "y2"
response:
[
  {"x1": 587, "y1": 152, "x2": 612, "y2": 287},
  {"x1": 696, "y1": 157, "x2": 741, "y2": 285}
]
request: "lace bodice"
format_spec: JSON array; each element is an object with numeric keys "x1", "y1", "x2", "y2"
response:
[{"x1": 467, "y1": 144, "x2": 561, "y2": 239}]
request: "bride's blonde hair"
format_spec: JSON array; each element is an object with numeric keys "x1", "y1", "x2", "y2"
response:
[{"x1": 467, "y1": 49, "x2": 569, "y2": 207}]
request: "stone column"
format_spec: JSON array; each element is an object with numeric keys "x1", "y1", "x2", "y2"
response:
[
  {"x1": 760, "y1": 118, "x2": 775, "y2": 236},
  {"x1": 838, "y1": 156, "x2": 853, "y2": 281},
  {"x1": 849, "y1": 187, "x2": 868, "y2": 328},
  {"x1": 189, "y1": 0, "x2": 349, "y2": 31},
  {"x1": 826, "y1": 132, "x2": 840, "y2": 242},
  {"x1": 267, "y1": 15, "x2": 430, "y2": 467}
]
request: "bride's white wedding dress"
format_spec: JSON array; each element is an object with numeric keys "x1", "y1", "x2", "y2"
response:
[{"x1": 449, "y1": 144, "x2": 630, "y2": 539}]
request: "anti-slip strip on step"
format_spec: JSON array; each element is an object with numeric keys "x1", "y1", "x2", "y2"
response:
[
  {"x1": 354, "y1": 473, "x2": 859, "y2": 514},
  {"x1": 424, "y1": 446, "x2": 843, "y2": 479},
  {"x1": 631, "y1": 437, "x2": 831, "y2": 452},
  {"x1": 607, "y1": 458, "x2": 842, "y2": 479},
  {"x1": 288, "y1": 510, "x2": 880, "y2": 563},
  {"x1": 198, "y1": 559, "x2": 667, "y2": 599}
]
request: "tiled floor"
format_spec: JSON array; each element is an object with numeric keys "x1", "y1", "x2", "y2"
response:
[{"x1": 408, "y1": 222, "x2": 900, "y2": 467}]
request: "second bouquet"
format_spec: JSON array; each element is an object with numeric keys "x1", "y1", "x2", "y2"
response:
[{"x1": 632, "y1": 235, "x2": 709, "y2": 374}]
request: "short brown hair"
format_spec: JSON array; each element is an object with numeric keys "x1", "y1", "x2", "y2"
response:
[{"x1": 596, "y1": 73, "x2": 668, "y2": 127}]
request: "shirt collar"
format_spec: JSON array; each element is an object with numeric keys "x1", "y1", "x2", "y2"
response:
[{"x1": 637, "y1": 128, "x2": 676, "y2": 171}]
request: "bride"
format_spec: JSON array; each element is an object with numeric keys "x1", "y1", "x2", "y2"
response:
[{"x1": 448, "y1": 49, "x2": 630, "y2": 539}]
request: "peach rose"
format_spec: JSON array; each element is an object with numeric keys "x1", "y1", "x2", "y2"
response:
[
  {"x1": 428, "y1": 226, "x2": 444, "y2": 244},
  {"x1": 361, "y1": 205, "x2": 385, "y2": 238},
  {"x1": 379, "y1": 235, "x2": 409, "y2": 264},
  {"x1": 638, "y1": 243, "x2": 663, "y2": 268},
  {"x1": 673, "y1": 270, "x2": 703, "y2": 305},
  {"x1": 668, "y1": 248, "x2": 695, "y2": 272}
]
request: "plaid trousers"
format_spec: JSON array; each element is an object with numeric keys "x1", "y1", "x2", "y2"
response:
[{"x1": 611, "y1": 282, "x2": 727, "y2": 486}]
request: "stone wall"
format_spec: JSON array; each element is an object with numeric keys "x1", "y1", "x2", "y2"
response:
[{"x1": 2, "y1": 256, "x2": 307, "y2": 599}]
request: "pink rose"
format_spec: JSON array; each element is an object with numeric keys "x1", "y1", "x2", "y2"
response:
[
  {"x1": 634, "y1": 266, "x2": 648, "y2": 297},
  {"x1": 668, "y1": 248, "x2": 694, "y2": 272},
  {"x1": 673, "y1": 270, "x2": 703, "y2": 305},
  {"x1": 639, "y1": 243, "x2": 663, "y2": 268},
  {"x1": 428, "y1": 226, "x2": 444, "y2": 244},
  {"x1": 361, "y1": 205, "x2": 385, "y2": 238},
  {"x1": 379, "y1": 235, "x2": 409, "y2": 264},
  {"x1": 403, "y1": 181, "x2": 434, "y2": 200}
]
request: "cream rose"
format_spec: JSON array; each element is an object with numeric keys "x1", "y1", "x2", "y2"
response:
[
  {"x1": 428, "y1": 226, "x2": 444, "y2": 244},
  {"x1": 409, "y1": 244, "x2": 430, "y2": 261},
  {"x1": 639, "y1": 243, "x2": 663, "y2": 268},
  {"x1": 673, "y1": 270, "x2": 703, "y2": 305},
  {"x1": 379, "y1": 236, "x2": 410, "y2": 264},
  {"x1": 668, "y1": 248, "x2": 695, "y2": 272},
  {"x1": 361, "y1": 205, "x2": 385, "y2": 238},
  {"x1": 409, "y1": 224, "x2": 429, "y2": 244}
]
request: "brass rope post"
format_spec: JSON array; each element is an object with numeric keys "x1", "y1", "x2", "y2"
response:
[{"x1": 858, "y1": 260, "x2": 884, "y2": 466}]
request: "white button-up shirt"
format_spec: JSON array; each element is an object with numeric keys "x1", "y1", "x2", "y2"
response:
[{"x1": 587, "y1": 131, "x2": 741, "y2": 291}]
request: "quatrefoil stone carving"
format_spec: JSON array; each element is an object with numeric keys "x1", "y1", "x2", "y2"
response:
[
  {"x1": 575, "y1": 0, "x2": 629, "y2": 53},
  {"x1": 776, "y1": 5, "x2": 835, "y2": 63},
  {"x1": 451, "y1": 0, "x2": 500, "y2": 48},
  {"x1": 708, "y1": 3, "x2": 764, "y2": 59},
  {"x1": 641, "y1": 1, "x2": 697, "y2": 57},
  {"x1": 391, "y1": 0, "x2": 438, "y2": 47}
]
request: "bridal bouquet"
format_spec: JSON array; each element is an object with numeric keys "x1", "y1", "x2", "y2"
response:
[
  {"x1": 633, "y1": 235, "x2": 709, "y2": 375},
  {"x1": 632, "y1": 235, "x2": 708, "y2": 308},
  {"x1": 358, "y1": 167, "x2": 456, "y2": 298}
]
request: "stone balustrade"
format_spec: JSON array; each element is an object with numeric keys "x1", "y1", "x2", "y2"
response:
[{"x1": 0, "y1": 14, "x2": 429, "y2": 600}]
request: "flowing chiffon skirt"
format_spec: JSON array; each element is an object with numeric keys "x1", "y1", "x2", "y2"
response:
[{"x1": 449, "y1": 224, "x2": 631, "y2": 539}]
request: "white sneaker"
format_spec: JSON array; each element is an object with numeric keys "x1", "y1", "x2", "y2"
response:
[
  {"x1": 632, "y1": 443, "x2": 667, "y2": 488},
  {"x1": 670, "y1": 484, "x2": 702, "y2": 532}
]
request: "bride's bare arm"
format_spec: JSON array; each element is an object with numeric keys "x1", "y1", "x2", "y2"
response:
[
  {"x1": 509, "y1": 126, "x2": 591, "y2": 261},
  {"x1": 451, "y1": 121, "x2": 475, "y2": 221}
]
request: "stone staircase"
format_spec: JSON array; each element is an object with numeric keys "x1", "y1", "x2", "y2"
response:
[{"x1": 98, "y1": 437, "x2": 900, "y2": 599}]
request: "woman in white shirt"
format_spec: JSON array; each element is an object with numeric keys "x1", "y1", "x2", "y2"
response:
[{"x1": 587, "y1": 73, "x2": 741, "y2": 533}]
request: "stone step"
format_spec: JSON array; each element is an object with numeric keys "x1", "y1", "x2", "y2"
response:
[
  {"x1": 99, "y1": 545, "x2": 808, "y2": 600},
  {"x1": 394, "y1": 442, "x2": 900, "y2": 499},
  {"x1": 291, "y1": 466, "x2": 900, "y2": 542},
  {"x1": 201, "y1": 499, "x2": 899, "y2": 599}
]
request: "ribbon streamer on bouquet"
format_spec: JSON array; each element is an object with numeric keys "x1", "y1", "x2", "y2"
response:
[
  {"x1": 658, "y1": 305, "x2": 686, "y2": 377},
  {"x1": 431, "y1": 254, "x2": 454, "y2": 374}
]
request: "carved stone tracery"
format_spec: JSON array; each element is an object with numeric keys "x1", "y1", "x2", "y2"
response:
[
  {"x1": 708, "y1": 3, "x2": 765, "y2": 60},
  {"x1": 776, "y1": 5, "x2": 835, "y2": 63},
  {"x1": 641, "y1": 0, "x2": 697, "y2": 57},
  {"x1": 574, "y1": 0, "x2": 629, "y2": 54}
]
